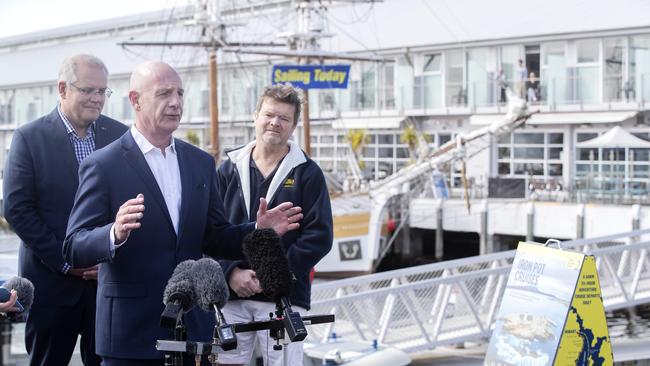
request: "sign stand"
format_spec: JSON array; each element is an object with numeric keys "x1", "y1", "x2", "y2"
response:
[{"x1": 484, "y1": 240, "x2": 613, "y2": 366}]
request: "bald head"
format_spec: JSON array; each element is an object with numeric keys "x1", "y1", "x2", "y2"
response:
[
  {"x1": 130, "y1": 61, "x2": 181, "y2": 92},
  {"x1": 128, "y1": 61, "x2": 184, "y2": 149}
]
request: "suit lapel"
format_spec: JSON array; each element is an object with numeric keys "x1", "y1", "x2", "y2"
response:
[
  {"x1": 175, "y1": 141, "x2": 193, "y2": 246},
  {"x1": 94, "y1": 117, "x2": 114, "y2": 149},
  {"x1": 121, "y1": 133, "x2": 176, "y2": 236},
  {"x1": 47, "y1": 109, "x2": 80, "y2": 185}
]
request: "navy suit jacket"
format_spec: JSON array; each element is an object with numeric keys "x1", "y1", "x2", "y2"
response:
[
  {"x1": 64, "y1": 131, "x2": 254, "y2": 359},
  {"x1": 3, "y1": 108, "x2": 127, "y2": 307}
]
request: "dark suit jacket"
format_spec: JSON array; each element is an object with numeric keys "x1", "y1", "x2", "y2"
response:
[
  {"x1": 3, "y1": 108, "x2": 127, "y2": 307},
  {"x1": 64, "y1": 131, "x2": 254, "y2": 359}
]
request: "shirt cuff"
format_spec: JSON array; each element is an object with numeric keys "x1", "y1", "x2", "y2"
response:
[
  {"x1": 109, "y1": 223, "x2": 128, "y2": 258},
  {"x1": 61, "y1": 262, "x2": 71, "y2": 274}
]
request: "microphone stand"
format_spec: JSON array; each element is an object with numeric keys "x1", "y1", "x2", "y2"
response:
[{"x1": 157, "y1": 312, "x2": 335, "y2": 366}]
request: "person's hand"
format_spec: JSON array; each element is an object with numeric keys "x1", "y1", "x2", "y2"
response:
[
  {"x1": 228, "y1": 267, "x2": 262, "y2": 298},
  {"x1": 0, "y1": 289, "x2": 20, "y2": 312},
  {"x1": 69, "y1": 265, "x2": 99, "y2": 280},
  {"x1": 256, "y1": 198, "x2": 302, "y2": 236},
  {"x1": 114, "y1": 194, "x2": 145, "y2": 243}
]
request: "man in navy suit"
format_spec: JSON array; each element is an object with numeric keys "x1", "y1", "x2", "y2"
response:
[
  {"x1": 3, "y1": 54, "x2": 128, "y2": 366},
  {"x1": 64, "y1": 61, "x2": 303, "y2": 366}
]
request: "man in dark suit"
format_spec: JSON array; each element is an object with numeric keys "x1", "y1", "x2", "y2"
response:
[
  {"x1": 3, "y1": 54, "x2": 128, "y2": 366},
  {"x1": 63, "y1": 60, "x2": 303, "y2": 366}
]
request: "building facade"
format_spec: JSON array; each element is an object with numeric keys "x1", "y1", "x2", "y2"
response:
[{"x1": 1, "y1": 0, "x2": 650, "y2": 200}]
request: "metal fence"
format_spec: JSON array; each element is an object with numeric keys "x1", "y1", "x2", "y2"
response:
[{"x1": 307, "y1": 229, "x2": 650, "y2": 353}]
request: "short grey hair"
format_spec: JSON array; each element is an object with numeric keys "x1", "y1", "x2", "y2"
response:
[
  {"x1": 255, "y1": 84, "x2": 303, "y2": 125},
  {"x1": 58, "y1": 54, "x2": 109, "y2": 84}
]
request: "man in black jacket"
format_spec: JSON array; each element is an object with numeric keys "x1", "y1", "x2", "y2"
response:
[{"x1": 216, "y1": 84, "x2": 333, "y2": 366}]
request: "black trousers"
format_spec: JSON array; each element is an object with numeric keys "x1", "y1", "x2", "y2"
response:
[{"x1": 25, "y1": 283, "x2": 100, "y2": 366}]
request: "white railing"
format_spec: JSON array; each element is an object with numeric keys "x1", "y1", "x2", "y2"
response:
[{"x1": 307, "y1": 229, "x2": 650, "y2": 353}]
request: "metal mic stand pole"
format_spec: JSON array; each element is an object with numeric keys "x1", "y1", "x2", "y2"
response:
[
  {"x1": 272, "y1": 303, "x2": 290, "y2": 366},
  {"x1": 173, "y1": 322, "x2": 187, "y2": 366}
]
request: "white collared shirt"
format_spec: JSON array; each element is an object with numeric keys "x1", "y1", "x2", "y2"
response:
[{"x1": 130, "y1": 125, "x2": 182, "y2": 234}]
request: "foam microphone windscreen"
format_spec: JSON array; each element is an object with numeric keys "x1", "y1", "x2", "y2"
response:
[
  {"x1": 192, "y1": 258, "x2": 229, "y2": 311},
  {"x1": 2, "y1": 276, "x2": 34, "y2": 312},
  {"x1": 242, "y1": 229, "x2": 293, "y2": 302},
  {"x1": 162, "y1": 260, "x2": 196, "y2": 311}
]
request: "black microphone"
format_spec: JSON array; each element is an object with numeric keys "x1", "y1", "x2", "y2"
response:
[
  {"x1": 243, "y1": 229, "x2": 307, "y2": 342},
  {"x1": 2, "y1": 276, "x2": 34, "y2": 322},
  {"x1": 161, "y1": 260, "x2": 197, "y2": 329},
  {"x1": 192, "y1": 257, "x2": 237, "y2": 351}
]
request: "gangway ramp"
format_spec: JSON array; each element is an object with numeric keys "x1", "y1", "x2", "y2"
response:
[{"x1": 308, "y1": 229, "x2": 650, "y2": 353}]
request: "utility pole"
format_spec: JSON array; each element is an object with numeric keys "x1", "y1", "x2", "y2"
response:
[{"x1": 208, "y1": 50, "x2": 220, "y2": 161}]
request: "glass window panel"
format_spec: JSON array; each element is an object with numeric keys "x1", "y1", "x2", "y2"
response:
[
  {"x1": 577, "y1": 66, "x2": 599, "y2": 103},
  {"x1": 514, "y1": 147, "x2": 544, "y2": 159},
  {"x1": 549, "y1": 164, "x2": 563, "y2": 176},
  {"x1": 578, "y1": 148, "x2": 598, "y2": 161},
  {"x1": 439, "y1": 134, "x2": 452, "y2": 146},
  {"x1": 633, "y1": 165, "x2": 649, "y2": 178},
  {"x1": 498, "y1": 147, "x2": 510, "y2": 159},
  {"x1": 604, "y1": 38, "x2": 624, "y2": 102},
  {"x1": 367, "y1": 135, "x2": 376, "y2": 143},
  {"x1": 320, "y1": 147, "x2": 334, "y2": 156},
  {"x1": 548, "y1": 132, "x2": 564, "y2": 144},
  {"x1": 513, "y1": 133, "x2": 544, "y2": 144},
  {"x1": 445, "y1": 50, "x2": 465, "y2": 106},
  {"x1": 631, "y1": 149, "x2": 650, "y2": 161},
  {"x1": 423, "y1": 54, "x2": 441, "y2": 72},
  {"x1": 576, "y1": 164, "x2": 591, "y2": 174},
  {"x1": 498, "y1": 163, "x2": 510, "y2": 175},
  {"x1": 630, "y1": 35, "x2": 650, "y2": 102},
  {"x1": 576, "y1": 39, "x2": 599, "y2": 63},
  {"x1": 548, "y1": 147, "x2": 563, "y2": 159},
  {"x1": 321, "y1": 135, "x2": 334, "y2": 143},
  {"x1": 577, "y1": 132, "x2": 598, "y2": 142},
  {"x1": 396, "y1": 147, "x2": 409, "y2": 158},
  {"x1": 378, "y1": 147, "x2": 393, "y2": 158},
  {"x1": 362, "y1": 147, "x2": 375, "y2": 157},
  {"x1": 603, "y1": 148, "x2": 626, "y2": 161},
  {"x1": 377, "y1": 134, "x2": 394, "y2": 144},
  {"x1": 497, "y1": 134, "x2": 511, "y2": 144},
  {"x1": 514, "y1": 162, "x2": 544, "y2": 175},
  {"x1": 543, "y1": 42, "x2": 565, "y2": 66}
]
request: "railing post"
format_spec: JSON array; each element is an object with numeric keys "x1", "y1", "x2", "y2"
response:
[
  {"x1": 480, "y1": 200, "x2": 490, "y2": 255},
  {"x1": 436, "y1": 199, "x2": 444, "y2": 260},
  {"x1": 576, "y1": 204, "x2": 585, "y2": 239},
  {"x1": 526, "y1": 202, "x2": 535, "y2": 242}
]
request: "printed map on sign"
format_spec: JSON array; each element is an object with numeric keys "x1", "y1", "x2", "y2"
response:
[{"x1": 555, "y1": 256, "x2": 612, "y2": 365}]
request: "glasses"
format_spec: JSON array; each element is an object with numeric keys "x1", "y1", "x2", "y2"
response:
[{"x1": 69, "y1": 83, "x2": 113, "y2": 98}]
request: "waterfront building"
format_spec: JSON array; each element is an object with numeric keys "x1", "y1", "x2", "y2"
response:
[{"x1": 2, "y1": 0, "x2": 650, "y2": 254}]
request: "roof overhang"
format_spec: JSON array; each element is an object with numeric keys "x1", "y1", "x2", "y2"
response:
[
  {"x1": 331, "y1": 117, "x2": 404, "y2": 130},
  {"x1": 470, "y1": 111, "x2": 638, "y2": 126}
]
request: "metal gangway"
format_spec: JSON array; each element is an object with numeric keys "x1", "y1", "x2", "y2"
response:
[{"x1": 307, "y1": 229, "x2": 650, "y2": 354}]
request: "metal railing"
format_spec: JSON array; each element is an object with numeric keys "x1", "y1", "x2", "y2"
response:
[{"x1": 307, "y1": 229, "x2": 650, "y2": 353}]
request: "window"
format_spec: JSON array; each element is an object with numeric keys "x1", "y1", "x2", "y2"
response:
[
  {"x1": 498, "y1": 131, "x2": 564, "y2": 180},
  {"x1": 445, "y1": 50, "x2": 465, "y2": 106},
  {"x1": 603, "y1": 38, "x2": 624, "y2": 102},
  {"x1": 423, "y1": 54, "x2": 441, "y2": 72},
  {"x1": 576, "y1": 39, "x2": 599, "y2": 63}
]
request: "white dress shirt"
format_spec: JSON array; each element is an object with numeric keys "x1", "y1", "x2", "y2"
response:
[{"x1": 111, "y1": 126, "x2": 182, "y2": 252}]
